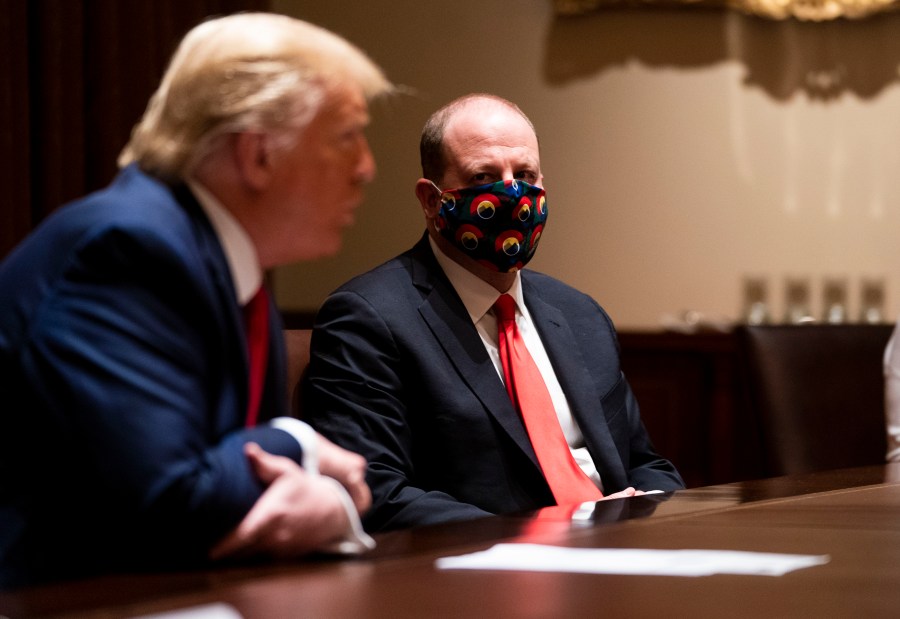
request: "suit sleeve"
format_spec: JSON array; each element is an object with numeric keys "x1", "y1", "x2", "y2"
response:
[
  {"x1": 17, "y1": 225, "x2": 303, "y2": 564},
  {"x1": 592, "y1": 306, "x2": 685, "y2": 492},
  {"x1": 557, "y1": 286, "x2": 684, "y2": 494},
  {"x1": 618, "y1": 377, "x2": 686, "y2": 491},
  {"x1": 302, "y1": 290, "x2": 490, "y2": 531}
]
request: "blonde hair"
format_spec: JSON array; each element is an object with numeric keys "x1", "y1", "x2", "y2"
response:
[{"x1": 119, "y1": 12, "x2": 391, "y2": 181}]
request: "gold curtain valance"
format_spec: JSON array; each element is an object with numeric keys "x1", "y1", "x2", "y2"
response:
[{"x1": 554, "y1": 0, "x2": 900, "y2": 21}]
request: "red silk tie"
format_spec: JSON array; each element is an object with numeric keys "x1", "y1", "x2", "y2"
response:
[
  {"x1": 243, "y1": 287, "x2": 270, "y2": 428},
  {"x1": 494, "y1": 293, "x2": 603, "y2": 505}
]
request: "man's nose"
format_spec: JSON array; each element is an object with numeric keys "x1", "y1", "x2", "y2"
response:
[{"x1": 356, "y1": 138, "x2": 376, "y2": 184}]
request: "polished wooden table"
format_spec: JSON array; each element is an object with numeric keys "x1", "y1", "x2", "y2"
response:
[{"x1": 3, "y1": 464, "x2": 900, "y2": 618}]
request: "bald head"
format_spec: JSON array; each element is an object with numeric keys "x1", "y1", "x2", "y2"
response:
[{"x1": 419, "y1": 94, "x2": 538, "y2": 185}]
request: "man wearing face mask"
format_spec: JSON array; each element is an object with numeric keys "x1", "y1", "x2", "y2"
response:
[{"x1": 303, "y1": 94, "x2": 684, "y2": 531}]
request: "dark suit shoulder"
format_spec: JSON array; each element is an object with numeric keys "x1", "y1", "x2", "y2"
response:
[
  {"x1": 8, "y1": 166, "x2": 198, "y2": 268},
  {"x1": 522, "y1": 269, "x2": 597, "y2": 303},
  {"x1": 329, "y1": 242, "x2": 431, "y2": 303},
  {"x1": 0, "y1": 166, "x2": 225, "y2": 351},
  {"x1": 522, "y1": 269, "x2": 618, "y2": 336},
  {"x1": 335, "y1": 254, "x2": 411, "y2": 292}
]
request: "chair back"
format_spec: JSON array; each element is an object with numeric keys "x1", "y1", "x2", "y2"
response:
[
  {"x1": 283, "y1": 329, "x2": 313, "y2": 417},
  {"x1": 739, "y1": 324, "x2": 891, "y2": 476}
]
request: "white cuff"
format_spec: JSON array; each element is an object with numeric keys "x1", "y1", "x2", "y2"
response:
[
  {"x1": 321, "y1": 477, "x2": 377, "y2": 555},
  {"x1": 270, "y1": 417, "x2": 319, "y2": 474},
  {"x1": 269, "y1": 417, "x2": 376, "y2": 554}
]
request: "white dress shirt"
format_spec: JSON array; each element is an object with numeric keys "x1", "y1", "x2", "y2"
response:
[
  {"x1": 883, "y1": 320, "x2": 900, "y2": 462},
  {"x1": 428, "y1": 237, "x2": 604, "y2": 491}
]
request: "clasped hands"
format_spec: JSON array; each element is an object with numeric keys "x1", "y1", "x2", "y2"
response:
[
  {"x1": 210, "y1": 434, "x2": 371, "y2": 560},
  {"x1": 209, "y1": 438, "x2": 655, "y2": 560}
]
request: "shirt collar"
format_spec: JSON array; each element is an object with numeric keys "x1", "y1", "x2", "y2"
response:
[
  {"x1": 187, "y1": 179, "x2": 262, "y2": 305},
  {"x1": 428, "y1": 235, "x2": 525, "y2": 321}
]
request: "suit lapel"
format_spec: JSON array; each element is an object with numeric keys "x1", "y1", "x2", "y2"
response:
[
  {"x1": 522, "y1": 275, "x2": 628, "y2": 484},
  {"x1": 174, "y1": 183, "x2": 243, "y2": 340},
  {"x1": 410, "y1": 241, "x2": 539, "y2": 467},
  {"x1": 173, "y1": 183, "x2": 250, "y2": 428}
]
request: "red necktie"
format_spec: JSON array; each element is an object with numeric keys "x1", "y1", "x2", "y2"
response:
[
  {"x1": 494, "y1": 294, "x2": 603, "y2": 505},
  {"x1": 243, "y1": 287, "x2": 270, "y2": 428}
]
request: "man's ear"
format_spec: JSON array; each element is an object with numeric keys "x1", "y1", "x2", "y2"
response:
[
  {"x1": 232, "y1": 132, "x2": 272, "y2": 192},
  {"x1": 414, "y1": 178, "x2": 441, "y2": 218}
]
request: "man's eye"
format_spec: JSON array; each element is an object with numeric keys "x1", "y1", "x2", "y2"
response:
[{"x1": 340, "y1": 129, "x2": 360, "y2": 144}]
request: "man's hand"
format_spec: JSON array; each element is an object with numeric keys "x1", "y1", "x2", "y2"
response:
[
  {"x1": 600, "y1": 487, "x2": 652, "y2": 500},
  {"x1": 316, "y1": 433, "x2": 371, "y2": 514},
  {"x1": 210, "y1": 442, "x2": 353, "y2": 560}
]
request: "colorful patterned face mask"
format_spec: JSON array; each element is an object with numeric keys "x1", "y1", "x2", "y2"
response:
[{"x1": 432, "y1": 179, "x2": 548, "y2": 273}]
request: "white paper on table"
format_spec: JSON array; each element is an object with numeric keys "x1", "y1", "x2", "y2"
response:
[
  {"x1": 435, "y1": 544, "x2": 829, "y2": 577},
  {"x1": 128, "y1": 602, "x2": 244, "y2": 619}
]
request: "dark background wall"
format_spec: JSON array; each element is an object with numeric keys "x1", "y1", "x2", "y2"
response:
[{"x1": 0, "y1": 0, "x2": 266, "y2": 259}]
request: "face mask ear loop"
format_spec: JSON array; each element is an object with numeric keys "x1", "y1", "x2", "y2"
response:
[{"x1": 428, "y1": 181, "x2": 444, "y2": 233}]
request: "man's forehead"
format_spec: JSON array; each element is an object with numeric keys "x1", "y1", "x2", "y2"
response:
[
  {"x1": 446, "y1": 101, "x2": 531, "y2": 134},
  {"x1": 316, "y1": 83, "x2": 369, "y2": 124},
  {"x1": 444, "y1": 108, "x2": 538, "y2": 157}
]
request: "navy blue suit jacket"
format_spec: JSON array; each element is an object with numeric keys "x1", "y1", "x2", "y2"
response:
[
  {"x1": 303, "y1": 235, "x2": 684, "y2": 532},
  {"x1": 0, "y1": 166, "x2": 302, "y2": 586}
]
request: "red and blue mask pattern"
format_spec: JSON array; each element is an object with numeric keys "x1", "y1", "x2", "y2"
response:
[{"x1": 434, "y1": 180, "x2": 548, "y2": 273}]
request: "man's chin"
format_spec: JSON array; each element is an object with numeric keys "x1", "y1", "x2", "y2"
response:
[
  {"x1": 345, "y1": 197, "x2": 364, "y2": 222},
  {"x1": 288, "y1": 234, "x2": 343, "y2": 263}
]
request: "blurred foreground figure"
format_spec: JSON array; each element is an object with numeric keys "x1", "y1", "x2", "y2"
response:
[{"x1": 0, "y1": 12, "x2": 391, "y2": 587}]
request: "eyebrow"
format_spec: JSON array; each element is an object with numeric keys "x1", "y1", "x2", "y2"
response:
[{"x1": 462, "y1": 158, "x2": 541, "y2": 174}]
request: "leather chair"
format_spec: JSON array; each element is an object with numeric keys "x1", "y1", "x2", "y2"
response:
[
  {"x1": 738, "y1": 324, "x2": 892, "y2": 476},
  {"x1": 283, "y1": 328, "x2": 313, "y2": 417}
]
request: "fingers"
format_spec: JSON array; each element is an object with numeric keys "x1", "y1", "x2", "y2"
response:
[
  {"x1": 209, "y1": 496, "x2": 271, "y2": 561},
  {"x1": 250, "y1": 438, "x2": 370, "y2": 516},
  {"x1": 602, "y1": 488, "x2": 662, "y2": 500},
  {"x1": 332, "y1": 451, "x2": 370, "y2": 514},
  {"x1": 210, "y1": 472, "x2": 350, "y2": 561},
  {"x1": 210, "y1": 443, "x2": 307, "y2": 560},
  {"x1": 244, "y1": 442, "x2": 295, "y2": 485},
  {"x1": 600, "y1": 487, "x2": 638, "y2": 501},
  {"x1": 210, "y1": 439, "x2": 370, "y2": 562},
  {"x1": 316, "y1": 435, "x2": 372, "y2": 514},
  {"x1": 209, "y1": 525, "x2": 248, "y2": 561},
  {"x1": 345, "y1": 472, "x2": 372, "y2": 515}
]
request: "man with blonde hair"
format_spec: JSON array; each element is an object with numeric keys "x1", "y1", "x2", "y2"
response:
[{"x1": 0, "y1": 13, "x2": 391, "y2": 586}]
